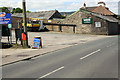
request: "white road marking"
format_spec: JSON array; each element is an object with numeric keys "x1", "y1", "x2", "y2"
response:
[
  {"x1": 80, "y1": 49, "x2": 101, "y2": 60},
  {"x1": 38, "y1": 66, "x2": 64, "y2": 79}
]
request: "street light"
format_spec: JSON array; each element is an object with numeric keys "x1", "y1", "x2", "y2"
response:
[{"x1": 22, "y1": 0, "x2": 28, "y2": 47}]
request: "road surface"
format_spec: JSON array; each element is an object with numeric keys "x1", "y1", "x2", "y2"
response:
[{"x1": 2, "y1": 36, "x2": 119, "y2": 79}]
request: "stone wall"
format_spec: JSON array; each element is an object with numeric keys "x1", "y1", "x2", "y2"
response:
[
  {"x1": 60, "y1": 11, "x2": 92, "y2": 34},
  {"x1": 60, "y1": 10, "x2": 109, "y2": 35},
  {"x1": 90, "y1": 15, "x2": 108, "y2": 35},
  {"x1": 12, "y1": 17, "x2": 23, "y2": 29},
  {"x1": 46, "y1": 25, "x2": 60, "y2": 32},
  {"x1": 45, "y1": 24, "x2": 76, "y2": 33},
  {"x1": 46, "y1": 25, "x2": 53, "y2": 31},
  {"x1": 45, "y1": 10, "x2": 109, "y2": 35},
  {"x1": 12, "y1": 17, "x2": 30, "y2": 29}
]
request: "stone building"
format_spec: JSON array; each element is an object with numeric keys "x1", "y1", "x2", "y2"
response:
[
  {"x1": 60, "y1": 2, "x2": 119, "y2": 35},
  {"x1": 11, "y1": 16, "x2": 24, "y2": 29},
  {"x1": 11, "y1": 10, "x2": 63, "y2": 29}
]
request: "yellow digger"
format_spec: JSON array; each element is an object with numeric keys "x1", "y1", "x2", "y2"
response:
[{"x1": 22, "y1": 18, "x2": 45, "y2": 31}]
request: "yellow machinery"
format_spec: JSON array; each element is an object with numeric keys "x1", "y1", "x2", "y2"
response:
[
  {"x1": 22, "y1": 18, "x2": 57, "y2": 31},
  {"x1": 22, "y1": 18, "x2": 41, "y2": 27},
  {"x1": 22, "y1": 18, "x2": 43, "y2": 31}
]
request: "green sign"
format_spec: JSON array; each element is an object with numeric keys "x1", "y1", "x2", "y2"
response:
[
  {"x1": 82, "y1": 18, "x2": 92, "y2": 24},
  {"x1": 8, "y1": 24, "x2": 12, "y2": 28}
]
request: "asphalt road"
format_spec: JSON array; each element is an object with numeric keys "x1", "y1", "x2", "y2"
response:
[{"x1": 2, "y1": 36, "x2": 119, "y2": 79}]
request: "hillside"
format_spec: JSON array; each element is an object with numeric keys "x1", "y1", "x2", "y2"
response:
[{"x1": 60, "y1": 11, "x2": 75, "y2": 16}]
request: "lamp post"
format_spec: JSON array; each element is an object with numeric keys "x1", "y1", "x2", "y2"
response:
[{"x1": 22, "y1": 0, "x2": 28, "y2": 47}]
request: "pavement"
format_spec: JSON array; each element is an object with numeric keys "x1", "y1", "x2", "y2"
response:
[
  {"x1": 2, "y1": 35, "x2": 118, "y2": 78},
  {"x1": 1, "y1": 31, "x2": 113, "y2": 66}
]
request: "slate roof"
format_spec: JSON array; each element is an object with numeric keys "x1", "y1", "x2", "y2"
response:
[
  {"x1": 92, "y1": 6, "x2": 115, "y2": 15},
  {"x1": 79, "y1": 9, "x2": 118, "y2": 22},
  {"x1": 91, "y1": 13, "x2": 118, "y2": 22},
  {"x1": 84, "y1": 7, "x2": 97, "y2": 12},
  {"x1": 79, "y1": 4, "x2": 119, "y2": 22},
  {"x1": 12, "y1": 10, "x2": 60, "y2": 19},
  {"x1": 81, "y1": 5, "x2": 115, "y2": 15}
]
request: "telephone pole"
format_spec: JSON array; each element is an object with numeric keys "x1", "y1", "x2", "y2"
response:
[{"x1": 22, "y1": 0, "x2": 28, "y2": 47}]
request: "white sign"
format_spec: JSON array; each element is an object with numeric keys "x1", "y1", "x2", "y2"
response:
[
  {"x1": 48, "y1": 20, "x2": 52, "y2": 23},
  {"x1": 84, "y1": 19, "x2": 91, "y2": 22},
  {"x1": 95, "y1": 22, "x2": 101, "y2": 27}
]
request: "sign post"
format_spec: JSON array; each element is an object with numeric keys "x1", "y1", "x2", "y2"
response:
[
  {"x1": 22, "y1": 0, "x2": 28, "y2": 48},
  {"x1": 8, "y1": 24, "x2": 12, "y2": 44}
]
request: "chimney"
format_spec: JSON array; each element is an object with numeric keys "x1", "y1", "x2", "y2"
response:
[
  {"x1": 98, "y1": 2, "x2": 106, "y2": 7},
  {"x1": 83, "y1": 3, "x2": 86, "y2": 9}
]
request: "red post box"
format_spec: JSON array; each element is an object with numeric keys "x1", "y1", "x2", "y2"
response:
[{"x1": 22, "y1": 33, "x2": 26, "y2": 40}]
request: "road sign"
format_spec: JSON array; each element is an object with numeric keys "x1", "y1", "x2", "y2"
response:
[
  {"x1": 8, "y1": 24, "x2": 12, "y2": 28},
  {"x1": 0, "y1": 12, "x2": 12, "y2": 24},
  {"x1": 34, "y1": 38, "x2": 40, "y2": 43},
  {"x1": 33, "y1": 37, "x2": 42, "y2": 49},
  {"x1": 34, "y1": 38, "x2": 40, "y2": 48}
]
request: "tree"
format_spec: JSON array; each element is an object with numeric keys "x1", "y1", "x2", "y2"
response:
[
  {"x1": 13, "y1": 8, "x2": 23, "y2": 13},
  {"x1": 11, "y1": 8, "x2": 16, "y2": 14},
  {"x1": 26, "y1": 10, "x2": 31, "y2": 13},
  {"x1": 12, "y1": 7, "x2": 23, "y2": 14},
  {"x1": 0, "y1": 7, "x2": 31, "y2": 14},
  {"x1": 0, "y1": 7, "x2": 10, "y2": 13}
]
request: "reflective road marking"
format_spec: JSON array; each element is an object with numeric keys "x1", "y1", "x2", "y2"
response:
[{"x1": 80, "y1": 49, "x2": 101, "y2": 60}]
